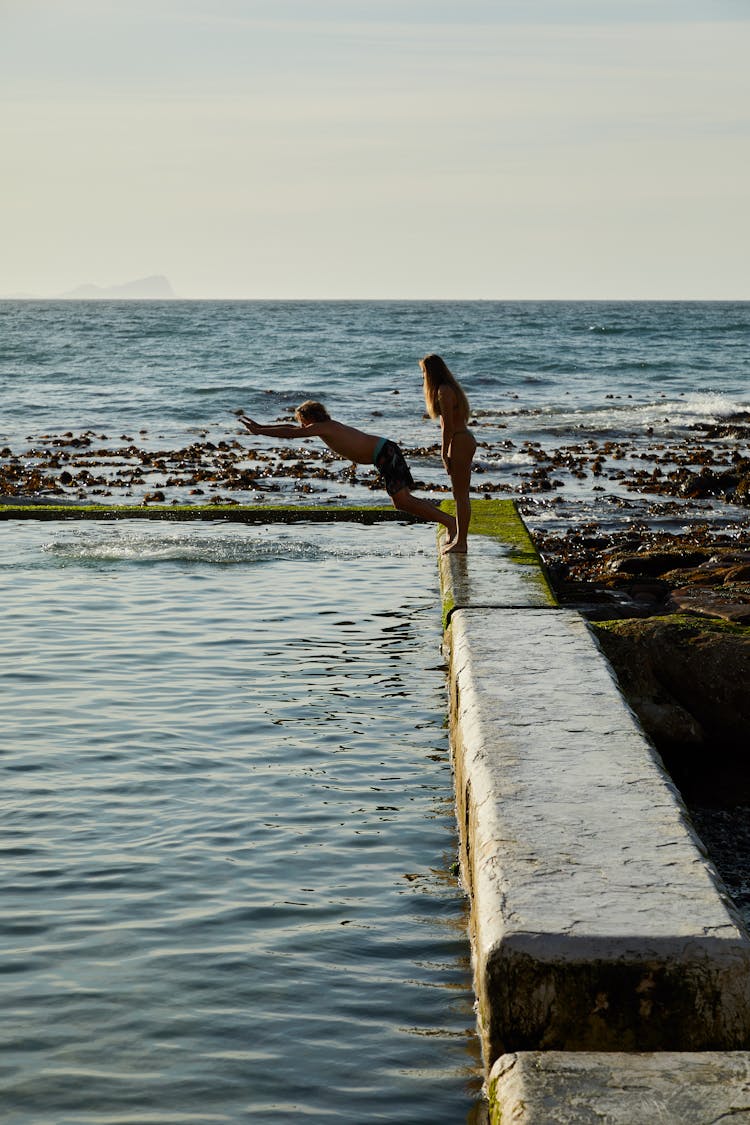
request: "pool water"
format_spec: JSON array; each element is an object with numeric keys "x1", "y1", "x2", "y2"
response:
[{"x1": 0, "y1": 519, "x2": 484, "y2": 1123}]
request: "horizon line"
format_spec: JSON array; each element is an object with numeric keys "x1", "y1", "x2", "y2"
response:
[{"x1": 2, "y1": 295, "x2": 750, "y2": 303}]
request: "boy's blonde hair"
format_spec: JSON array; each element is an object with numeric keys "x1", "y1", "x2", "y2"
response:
[
  {"x1": 420, "y1": 354, "x2": 470, "y2": 423},
  {"x1": 295, "y1": 400, "x2": 330, "y2": 423}
]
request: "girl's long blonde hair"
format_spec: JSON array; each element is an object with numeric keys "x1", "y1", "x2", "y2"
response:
[{"x1": 420, "y1": 354, "x2": 470, "y2": 423}]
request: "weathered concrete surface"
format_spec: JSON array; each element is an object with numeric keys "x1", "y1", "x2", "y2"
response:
[
  {"x1": 488, "y1": 1051, "x2": 750, "y2": 1124},
  {"x1": 438, "y1": 529, "x2": 556, "y2": 616},
  {"x1": 438, "y1": 501, "x2": 556, "y2": 621},
  {"x1": 447, "y1": 604, "x2": 750, "y2": 1063}
]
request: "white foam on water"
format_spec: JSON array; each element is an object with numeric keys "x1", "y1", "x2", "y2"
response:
[
  {"x1": 646, "y1": 390, "x2": 748, "y2": 426},
  {"x1": 39, "y1": 522, "x2": 431, "y2": 566},
  {"x1": 511, "y1": 390, "x2": 749, "y2": 442},
  {"x1": 40, "y1": 530, "x2": 328, "y2": 565}
]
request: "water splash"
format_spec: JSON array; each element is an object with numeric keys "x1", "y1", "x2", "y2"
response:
[
  {"x1": 39, "y1": 525, "x2": 429, "y2": 566},
  {"x1": 41, "y1": 530, "x2": 323, "y2": 565}
]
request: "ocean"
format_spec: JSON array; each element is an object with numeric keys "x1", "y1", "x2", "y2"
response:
[
  {"x1": 1, "y1": 299, "x2": 749, "y2": 531},
  {"x1": 1, "y1": 300, "x2": 749, "y2": 1122}
]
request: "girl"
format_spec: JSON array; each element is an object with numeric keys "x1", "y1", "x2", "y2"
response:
[{"x1": 420, "y1": 354, "x2": 476, "y2": 553}]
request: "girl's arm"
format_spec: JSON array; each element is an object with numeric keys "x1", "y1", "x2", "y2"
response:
[{"x1": 437, "y1": 385, "x2": 458, "y2": 467}]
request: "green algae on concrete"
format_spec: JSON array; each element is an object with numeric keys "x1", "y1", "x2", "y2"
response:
[
  {"x1": 461, "y1": 499, "x2": 544, "y2": 566},
  {"x1": 0, "y1": 503, "x2": 415, "y2": 524},
  {"x1": 438, "y1": 499, "x2": 556, "y2": 626}
]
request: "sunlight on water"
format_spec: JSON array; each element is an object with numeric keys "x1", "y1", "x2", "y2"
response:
[{"x1": 0, "y1": 519, "x2": 483, "y2": 1124}]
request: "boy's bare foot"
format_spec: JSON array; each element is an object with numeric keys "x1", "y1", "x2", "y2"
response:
[{"x1": 443, "y1": 540, "x2": 468, "y2": 554}]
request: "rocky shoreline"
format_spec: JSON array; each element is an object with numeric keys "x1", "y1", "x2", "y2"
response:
[
  {"x1": 534, "y1": 523, "x2": 750, "y2": 624},
  {"x1": 2, "y1": 409, "x2": 749, "y2": 510},
  {"x1": 533, "y1": 525, "x2": 750, "y2": 803}
]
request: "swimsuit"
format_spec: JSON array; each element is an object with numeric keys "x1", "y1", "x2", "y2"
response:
[
  {"x1": 373, "y1": 437, "x2": 415, "y2": 497},
  {"x1": 450, "y1": 428, "x2": 476, "y2": 449}
]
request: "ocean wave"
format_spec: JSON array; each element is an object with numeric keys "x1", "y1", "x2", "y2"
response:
[
  {"x1": 189, "y1": 385, "x2": 258, "y2": 397},
  {"x1": 644, "y1": 391, "x2": 749, "y2": 426},
  {"x1": 520, "y1": 374, "x2": 552, "y2": 385}
]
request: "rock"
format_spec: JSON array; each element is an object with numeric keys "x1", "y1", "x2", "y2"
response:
[
  {"x1": 668, "y1": 588, "x2": 750, "y2": 626},
  {"x1": 594, "y1": 617, "x2": 750, "y2": 802},
  {"x1": 537, "y1": 528, "x2": 750, "y2": 621},
  {"x1": 666, "y1": 460, "x2": 750, "y2": 505},
  {"x1": 606, "y1": 550, "x2": 710, "y2": 577},
  {"x1": 596, "y1": 617, "x2": 750, "y2": 745},
  {"x1": 593, "y1": 622, "x2": 703, "y2": 748}
]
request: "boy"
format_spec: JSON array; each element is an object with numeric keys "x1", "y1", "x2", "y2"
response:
[{"x1": 239, "y1": 401, "x2": 457, "y2": 539}]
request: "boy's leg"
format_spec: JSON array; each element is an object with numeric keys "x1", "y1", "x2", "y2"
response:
[{"x1": 391, "y1": 488, "x2": 457, "y2": 536}]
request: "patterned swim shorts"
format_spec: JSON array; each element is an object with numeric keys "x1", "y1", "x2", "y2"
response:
[{"x1": 373, "y1": 438, "x2": 415, "y2": 497}]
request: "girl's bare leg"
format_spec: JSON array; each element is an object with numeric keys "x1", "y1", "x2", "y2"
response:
[{"x1": 443, "y1": 434, "x2": 475, "y2": 554}]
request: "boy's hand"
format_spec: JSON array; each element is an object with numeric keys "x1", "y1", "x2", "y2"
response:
[{"x1": 239, "y1": 415, "x2": 261, "y2": 434}]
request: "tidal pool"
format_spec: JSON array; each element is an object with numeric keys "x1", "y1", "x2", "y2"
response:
[{"x1": 0, "y1": 519, "x2": 484, "y2": 1123}]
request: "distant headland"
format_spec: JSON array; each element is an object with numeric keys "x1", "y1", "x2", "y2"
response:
[
  {"x1": 2, "y1": 275, "x2": 176, "y2": 300},
  {"x1": 59, "y1": 275, "x2": 176, "y2": 299}
]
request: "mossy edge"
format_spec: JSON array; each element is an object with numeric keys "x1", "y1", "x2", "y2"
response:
[
  {"x1": 0, "y1": 502, "x2": 413, "y2": 524},
  {"x1": 593, "y1": 613, "x2": 750, "y2": 639}
]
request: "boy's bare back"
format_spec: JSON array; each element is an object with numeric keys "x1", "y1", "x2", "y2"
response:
[
  {"x1": 240, "y1": 415, "x2": 380, "y2": 465},
  {"x1": 305, "y1": 419, "x2": 381, "y2": 463}
]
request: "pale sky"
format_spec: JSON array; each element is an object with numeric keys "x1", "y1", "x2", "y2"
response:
[{"x1": 2, "y1": 0, "x2": 749, "y2": 299}]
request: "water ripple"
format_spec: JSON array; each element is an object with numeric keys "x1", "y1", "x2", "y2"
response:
[{"x1": 0, "y1": 521, "x2": 481, "y2": 1123}]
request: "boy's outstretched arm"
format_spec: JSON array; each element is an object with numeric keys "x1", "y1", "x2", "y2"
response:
[{"x1": 239, "y1": 415, "x2": 306, "y2": 439}]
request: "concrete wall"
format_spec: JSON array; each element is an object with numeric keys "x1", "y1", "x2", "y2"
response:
[
  {"x1": 439, "y1": 501, "x2": 750, "y2": 1119},
  {"x1": 488, "y1": 1051, "x2": 750, "y2": 1124}
]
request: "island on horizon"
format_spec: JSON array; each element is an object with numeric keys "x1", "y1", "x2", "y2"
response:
[
  {"x1": 59, "y1": 275, "x2": 176, "y2": 300},
  {"x1": 2, "y1": 275, "x2": 176, "y2": 300}
]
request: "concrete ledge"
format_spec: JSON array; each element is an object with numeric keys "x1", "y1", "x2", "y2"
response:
[
  {"x1": 0, "y1": 503, "x2": 414, "y2": 523},
  {"x1": 448, "y1": 605, "x2": 750, "y2": 1062},
  {"x1": 438, "y1": 501, "x2": 556, "y2": 622},
  {"x1": 488, "y1": 1051, "x2": 750, "y2": 1124}
]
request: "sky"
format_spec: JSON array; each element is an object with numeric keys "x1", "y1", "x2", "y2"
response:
[{"x1": 1, "y1": 0, "x2": 749, "y2": 299}]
